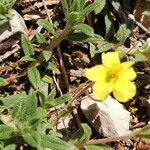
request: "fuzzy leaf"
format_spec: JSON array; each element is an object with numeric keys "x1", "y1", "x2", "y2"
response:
[
  {"x1": 12, "y1": 90, "x2": 37, "y2": 121},
  {"x1": 69, "y1": 0, "x2": 80, "y2": 12},
  {"x1": 22, "y1": 130, "x2": 41, "y2": 148},
  {"x1": 28, "y1": 67, "x2": 41, "y2": 89},
  {"x1": 0, "y1": 125, "x2": 14, "y2": 140},
  {"x1": 20, "y1": 56, "x2": 36, "y2": 62},
  {"x1": 66, "y1": 32, "x2": 94, "y2": 41},
  {"x1": 134, "y1": 124, "x2": 150, "y2": 139},
  {"x1": 80, "y1": 2, "x2": 99, "y2": 19},
  {"x1": 73, "y1": 24, "x2": 94, "y2": 36},
  {"x1": 61, "y1": 0, "x2": 69, "y2": 17},
  {"x1": 105, "y1": 13, "x2": 114, "y2": 39},
  {"x1": 42, "y1": 75, "x2": 53, "y2": 84},
  {"x1": 35, "y1": 32, "x2": 47, "y2": 44},
  {"x1": 21, "y1": 34, "x2": 35, "y2": 56},
  {"x1": 71, "y1": 124, "x2": 91, "y2": 145},
  {"x1": 0, "y1": 77, "x2": 7, "y2": 86},
  {"x1": 68, "y1": 11, "x2": 79, "y2": 25},
  {"x1": 42, "y1": 50, "x2": 52, "y2": 62},
  {"x1": 96, "y1": 40, "x2": 113, "y2": 53},
  {"x1": 37, "y1": 19, "x2": 56, "y2": 35},
  {"x1": 41, "y1": 134, "x2": 75, "y2": 150},
  {"x1": 116, "y1": 23, "x2": 132, "y2": 44},
  {"x1": 86, "y1": 144, "x2": 113, "y2": 150},
  {"x1": 46, "y1": 93, "x2": 71, "y2": 107},
  {"x1": 1, "y1": 93, "x2": 26, "y2": 108},
  {"x1": 94, "y1": 0, "x2": 106, "y2": 14},
  {"x1": 3, "y1": 144, "x2": 16, "y2": 150}
]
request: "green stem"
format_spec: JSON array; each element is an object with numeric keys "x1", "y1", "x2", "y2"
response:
[{"x1": 48, "y1": 23, "x2": 72, "y2": 51}]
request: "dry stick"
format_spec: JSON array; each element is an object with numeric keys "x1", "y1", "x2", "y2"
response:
[
  {"x1": 86, "y1": 134, "x2": 133, "y2": 145},
  {"x1": 41, "y1": 0, "x2": 53, "y2": 24},
  {"x1": 66, "y1": 81, "x2": 93, "y2": 108},
  {"x1": 57, "y1": 46, "x2": 69, "y2": 91}
]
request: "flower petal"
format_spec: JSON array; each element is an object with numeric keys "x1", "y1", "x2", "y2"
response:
[
  {"x1": 102, "y1": 52, "x2": 120, "y2": 67},
  {"x1": 119, "y1": 68, "x2": 137, "y2": 81},
  {"x1": 85, "y1": 65, "x2": 106, "y2": 82},
  {"x1": 121, "y1": 61, "x2": 135, "y2": 69},
  {"x1": 113, "y1": 80, "x2": 136, "y2": 102},
  {"x1": 118, "y1": 61, "x2": 136, "y2": 81},
  {"x1": 93, "y1": 82, "x2": 111, "y2": 101}
]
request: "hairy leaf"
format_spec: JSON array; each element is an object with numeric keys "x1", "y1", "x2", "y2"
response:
[
  {"x1": 0, "y1": 125, "x2": 14, "y2": 140},
  {"x1": 86, "y1": 144, "x2": 113, "y2": 150},
  {"x1": 37, "y1": 19, "x2": 56, "y2": 35},
  {"x1": 94, "y1": 0, "x2": 106, "y2": 14},
  {"x1": 41, "y1": 134, "x2": 75, "y2": 150},
  {"x1": 73, "y1": 24, "x2": 94, "y2": 36},
  {"x1": 21, "y1": 34, "x2": 35, "y2": 56},
  {"x1": 71, "y1": 124, "x2": 91, "y2": 145},
  {"x1": 28, "y1": 67, "x2": 41, "y2": 89}
]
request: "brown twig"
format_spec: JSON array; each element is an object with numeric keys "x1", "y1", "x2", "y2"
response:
[
  {"x1": 41, "y1": 0, "x2": 53, "y2": 24},
  {"x1": 66, "y1": 81, "x2": 93, "y2": 108},
  {"x1": 86, "y1": 134, "x2": 133, "y2": 145},
  {"x1": 57, "y1": 46, "x2": 69, "y2": 92}
]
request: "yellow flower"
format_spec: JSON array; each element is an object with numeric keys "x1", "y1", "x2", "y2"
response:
[{"x1": 85, "y1": 52, "x2": 136, "y2": 102}]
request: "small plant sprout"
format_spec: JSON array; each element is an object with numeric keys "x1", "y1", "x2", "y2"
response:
[{"x1": 85, "y1": 52, "x2": 137, "y2": 102}]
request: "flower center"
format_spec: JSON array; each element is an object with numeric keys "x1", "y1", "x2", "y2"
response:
[{"x1": 106, "y1": 65, "x2": 122, "y2": 83}]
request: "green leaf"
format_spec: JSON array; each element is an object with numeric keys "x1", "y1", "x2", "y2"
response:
[
  {"x1": 0, "y1": 14, "x2": 8, "y2": 26},
  {"x1": 134, "y1": 124, "x2": 150, "y2": 139},
  {"x1": 37, "y1": 19, "x2": 56, "y2": 35},
  {"x1": 94, "y1": 0, "x2": 106, "y2": 14},
  {"x1": 66, "y1": 32, "x2": 94, "y2": 41},
  {"x1": 20, "y1": 56, "x2": 36, "y2": 62},
  {"x1": 3, "y1": 144, "x2": 16, "y2": 150},
  {"x1": 116, "y1": 22, "x2": 133, "y2": 44},
  {"x1": 47, "y1": 62, "x2": 57, "y2": 71},
  {"x1": 22, "y1": 130, "x2": 41, "y2": 148},
  {"x1": 42, "y1": 75, "x2": 53, "y2": 84},
  {"x1": 86, "y1": 144, "x2": 113, "y2": 150},
  {"x1": 104, "y1": 13, "x2": 114, "y2": 39},
  {"x1": 71, "y1": 123, "x2": 91, "y2": 145},
  {"x1": 23, "y1": 90, "x2": 37, "y2": 119},
  {"x1": 135, "y1": 52, "x2": 148, "y2": 61},
  {"x1": 69, "y1": 0, "x2": 80, "y2": 12},
  {"x1": 47, "y1": 88, "x2": 56, "y2": 101},
  {"x1": 79, "y1": 0, "x2": 86, "y2": 10},
  {"x1": 80, "y1": 2, "x2": 99, "y2": 19},
  {"x1": 28, "y1": 67, "x2": 41, "y2": 89},
  {"x1": 35, "y1": 32, "x2": 47, "y2": 44},
  {"x1": 61, "y1": 0, "x2": 69, "y2": 17},
  {"x1": 0, "y1": 125, "x2": 14, "y2": 140},
  {"x1": 143, "y1": 11, "x2": 150, "y2": 18},
  {"x1": 0, "y1": 3, "x2": 7, "y2": 14},
  {"x1": 12, "y1": 90, "x2": 37, "y2": 120},
  {"x1": 0, "y1": 77, "x2": 7, "y2": 86},
  {"x1": 138, "y1": 41, "x2": 150, "y2": 59},
  {"x1": 46, "y1": 93, "x2": 71, "y2": 107},
  {"x1": 1, "y1": 92, "x2": 26, "y2": 108},
  {"x1": 68, "y1": 11, "x2": 80, "y2": 25},
  {"x1": 4, "y1": 0, "x2": 16, "y2": 10},
  {"x1": 96, "y1": 40, "x2": 113, "y2": 53},
  {"x1": 42, "y1": 50, "x2": 52, "y2": 62},
  {"x1": 21, "y1": 34, "x2": 35, "y2": 56},
  {"x1": 41, "y1": 134, "x2": 75, "y2": 150},
  {"x1": 110, "y1": 0, "x2": 121, "y2": 11},
  {"x1": 73, "y1": 24, "x2": 94, "y2": 36}
]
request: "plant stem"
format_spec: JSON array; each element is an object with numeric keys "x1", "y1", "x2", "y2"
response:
[{"x1": 48, "y1": 23, "x2": 72, "y2": 51}]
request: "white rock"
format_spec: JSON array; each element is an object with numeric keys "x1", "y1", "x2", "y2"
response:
[
  {"x1": 81, "y1": 95, "x2": 131, "y2": 137},
  {"x1": 0, "y1": 9, "x2": 27, "y2": 42}
]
